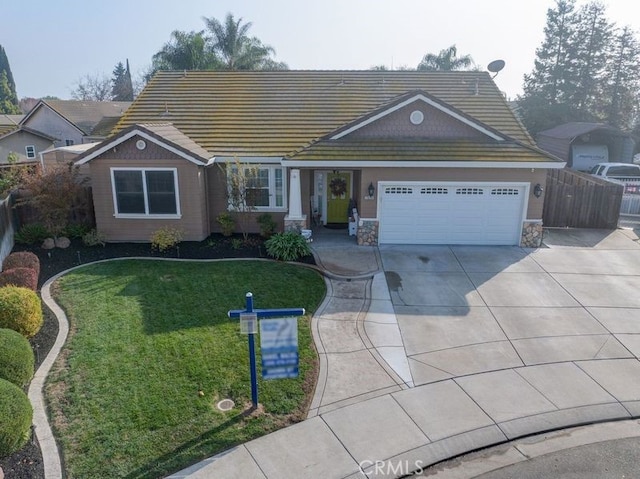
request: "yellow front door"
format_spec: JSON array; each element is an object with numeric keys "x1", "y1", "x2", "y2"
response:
[{"x1": 327, "y1": 171, "x2": 351, "y2": 223}]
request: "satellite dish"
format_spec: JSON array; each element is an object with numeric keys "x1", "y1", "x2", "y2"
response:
[{"x1": 487, "y1": 59, "x2": 506, "y2": 78}]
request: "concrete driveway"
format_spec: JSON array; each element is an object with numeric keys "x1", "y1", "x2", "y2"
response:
[
  {"x1": 169, "y1": 228, "x2": 640, "y2": 479},
  {"x1": 378, "y1": 233, "x2": 640, "y2": 387}
]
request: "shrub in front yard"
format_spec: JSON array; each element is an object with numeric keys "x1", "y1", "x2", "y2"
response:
[
  {"x1": 0, "y1": 378, "x2": 33, "y2": 457},
  {"x1": 82, "y1": 229, "x2": 107, "y2": 247},
  {"x1": 150, "y1": 227, "x2": 184, "y2": 252},
  {"x1": 0, "y1": 328, "x2": 34, "y2": 388},
  {"x1": 0, "y1": 267, "x2": 39, "y2": 291},
  {"x1": 216, "y1": 212, "x2": 235, "y2": 236},
  {"x1": 13, "y1": 223, "x2": 50, "y2": 245},
  {"x1": 265, "y1": 231, "x2": 311, "y2": 261},
  {"x1": 0, "y1": 286, "x2": 43, "y2": 337},
  {"x1": 2, "y1": 251, "x2": 40, "y2": 278},
  {"x1": 257, "y1": 213, "x2": 277, "y2": 238}
]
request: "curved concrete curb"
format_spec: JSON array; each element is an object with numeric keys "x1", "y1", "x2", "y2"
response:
[
  {"x1": 423, "y1": 419, "x2": 640, "y2": 478},
  {"x1": 28, "y1": 256, "x2": 332, "y2": 479}
]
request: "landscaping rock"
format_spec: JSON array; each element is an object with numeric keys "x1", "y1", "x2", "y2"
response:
[
  {"x1": 55, "y1": 237, "x2": 71, "y2": 249},
  {"x1": 0, "y1": 465, "x2": 4, "y2": 479},
  {"x1": 41, "y1": 238, "x2": 55, "y2": 250}
]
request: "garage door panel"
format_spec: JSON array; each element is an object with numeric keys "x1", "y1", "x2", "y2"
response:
[{"x1": 379, "y1": 183, "x2": 525, "y2": 245}]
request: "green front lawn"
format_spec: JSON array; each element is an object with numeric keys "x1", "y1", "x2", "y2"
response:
[{"x1": 46, "y1": 260, "x2": 325, "y2": 479}]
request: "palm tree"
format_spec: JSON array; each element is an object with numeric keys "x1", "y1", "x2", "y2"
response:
[
  {"x1": 417, "y1": 45, "x2": 475, "y2": 71},
  {"x1": 203, "y1": 13, "x2": 284, "y2": 70},
  {"x1": 151, "y1": 30, "x2": 218, "y2": 73}
]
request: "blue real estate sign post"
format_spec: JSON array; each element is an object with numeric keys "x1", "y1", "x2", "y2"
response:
[{"x1": 228, "y1": 292, "x2": 304, "y2": 408}]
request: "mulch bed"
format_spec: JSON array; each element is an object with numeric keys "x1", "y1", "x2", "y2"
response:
[{"x1": 0, "y1": 234, "x2": 315, "y2": 479}]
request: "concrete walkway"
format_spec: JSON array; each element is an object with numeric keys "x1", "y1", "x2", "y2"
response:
[
  {"x1": 32, "y1": 227, "x2": 640, "y2": 479},
  {"x1": 169, "y1": 227, "x2": 640, "y2": 479}
]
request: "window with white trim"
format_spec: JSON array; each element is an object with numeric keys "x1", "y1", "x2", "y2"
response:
[
  {"x1": 25, "y1": 146, "x2": 36, "y2": 159},
  {"x1": 228, "y1": 165, "x2": 285, "y2": 210},
  {"x1": 111, "y1": 168, "x2": 180, "y2": 217}
]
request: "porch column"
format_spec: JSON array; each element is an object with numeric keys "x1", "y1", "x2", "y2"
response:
[{"x1": 284, "y1": 168, "x2": 307, "y2": 231}]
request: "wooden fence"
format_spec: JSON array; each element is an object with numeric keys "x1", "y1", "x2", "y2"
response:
[
  {"x1": 13, "y1": 186, "x2": 95, "y2": 228},
  {"x1": 543, "y1": 169, "x2": 623, "y2": 229},
  {"x1": 0, "y1": 193, "x2": 17, "y2": 270}
]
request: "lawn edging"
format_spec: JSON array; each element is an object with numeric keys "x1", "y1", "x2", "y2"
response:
[{"x1": 30, "y1": 256, "x2": 326, "y2": 479}]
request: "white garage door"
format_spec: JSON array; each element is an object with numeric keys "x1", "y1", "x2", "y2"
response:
[{"x1": 378, "y1": 182, "x2": 526, "y2": 245}]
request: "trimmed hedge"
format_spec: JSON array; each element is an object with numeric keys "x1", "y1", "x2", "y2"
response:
[
  {"x1": 0, "y1": 286, "x2": 43, "y2": 338},
  {"x1": 2, "y1": 251, "x2": 40, "y2": 278},
  {"x1": 0, "y1": 378, "x2": 33, "y2": 457},
  {"x1": 0, "y1": 267, "x2": 39, "y2": 291},
  {"x1": 0, "y1": 328, "x2": 35, "y2": 388}
]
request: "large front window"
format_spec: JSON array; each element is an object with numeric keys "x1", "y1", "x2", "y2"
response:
[
  {"x1": 229, "y1": 165, "x2": 285, "y2": 210},
  {"x1": 111, "y1": 168, "x2": 180, "y2": 217}
]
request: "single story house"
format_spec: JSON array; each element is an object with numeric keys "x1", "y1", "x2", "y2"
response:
[
  {"x1": 537, "y1": 122, "x2": 635, "y2": 172},
  {"x1": 75, "y1": 70, "x2": 564, "y2": 247}
]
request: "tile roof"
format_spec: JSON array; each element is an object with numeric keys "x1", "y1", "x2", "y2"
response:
[
  {"x1": 116, "y1": 70, "x2": 538, "y2": 158},
  {"x1": 0, "y1": 114, "x2": 22, "y2": 136},
  {"x1": 76, "y1": 123, "x2": 211, "y2": 165},
  {"x1": 287, "y1": 139, "x2": 559, "y2": 163},
  {"x1": 89, "y1": 116, "x2": 122, "y2": 137},
  {"x1": 38, "y1": 100, "x2": 131, "y2": 134},
  {"x1": 537, "y1": 122, "x2": 626, "y2": 139}
]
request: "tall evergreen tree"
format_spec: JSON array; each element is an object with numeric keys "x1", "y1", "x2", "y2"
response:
[
  {"x1": 111, "y1": 60, "x2": 134, "y2": 101},
  {"x1": 523, "y1": 0, "x2": 578, "y2": 104},
  {"x1": 601, "y1": 26, "x2": 640, "y2": 129},
  {"x1": 0, "y1": 45, "x2": 20, "y2": 114},
  {"x1": 571, "y1": 2, "x2": 612, "y2": 114}
]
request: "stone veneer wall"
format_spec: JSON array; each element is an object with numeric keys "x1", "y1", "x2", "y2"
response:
[
  {"x1": 521, "y1": 221, "x2": 543, "y2": 248},
  {"x1": 357, "y1": 219, "x2": 379, "y2": 246},
  {"x1": 284, "y1": 216, "x2": 307, "y2": 232}
]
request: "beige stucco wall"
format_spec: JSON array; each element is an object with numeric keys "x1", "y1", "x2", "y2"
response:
[
  {"x1": 0, "y1": 131, "x2": 53, "y2": 164},
  {"x1": 357, "y1": 167, "x2": 548, "y2": 220},
  {"x1": 89, "y1": 136, "x2": 209, "y2": 242}
]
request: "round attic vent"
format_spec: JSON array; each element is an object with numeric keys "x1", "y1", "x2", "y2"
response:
[
  {"x1": 410, "y1": 110, "x2": 424, "y2": 125},
  {"x1": 136, "y1": 139, "x2": 147, "y2": 150}
]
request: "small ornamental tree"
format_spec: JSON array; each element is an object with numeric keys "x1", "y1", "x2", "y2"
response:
[
  {"x1": 16, "y1": 163, "x2": 88, "y2": 238},
  {"x1": 222, "y1": 158, "x2": 261, "y2": 241}
]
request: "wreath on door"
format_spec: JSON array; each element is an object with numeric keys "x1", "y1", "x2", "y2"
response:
[{"x1": 329, "y1": 176, "x2": 347, "y2": 196}]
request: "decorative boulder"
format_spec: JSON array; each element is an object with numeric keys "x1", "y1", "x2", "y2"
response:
[
  {"x1": 55, "y1": 236, "x2": 71, "y2": 249},
  {"x1": 42, "y1": 238, "x2": 55, "y2": 249}
]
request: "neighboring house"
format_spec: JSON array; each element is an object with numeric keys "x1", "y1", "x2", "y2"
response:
[
  {"x1": 537, "y1": 122, "x2": 635, "y2": 172},
  {"x1": 0, "y1": 126, "x2": 56, "y2": 164},
  {"x1": 75, "y1": 71, "x2": 564, "y2": 247},
  {"x1": 40, "y1": 142, "x2": 99, "y2": 178},
  {"x1": 19, "y1": 99, "x2": 131, "y2": 148}
]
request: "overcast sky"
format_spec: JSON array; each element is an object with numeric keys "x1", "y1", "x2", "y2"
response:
[{"x1": 4, "y1": 0, "x2": 640, "y2": 101}]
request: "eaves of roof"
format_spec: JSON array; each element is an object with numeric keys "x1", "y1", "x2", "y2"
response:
[
  {"x1": 537, "y1": 122, "x2": 626, "y2": 140},
  {"x1": 0, "y1": 126, "x2": 58, "y2": 142},
  {"x1": 75, "y1": 123, "x2": 210, "y2": 166},
  {"x1": 286, "y1": 139, "x2": 563, "y2": 162}
]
